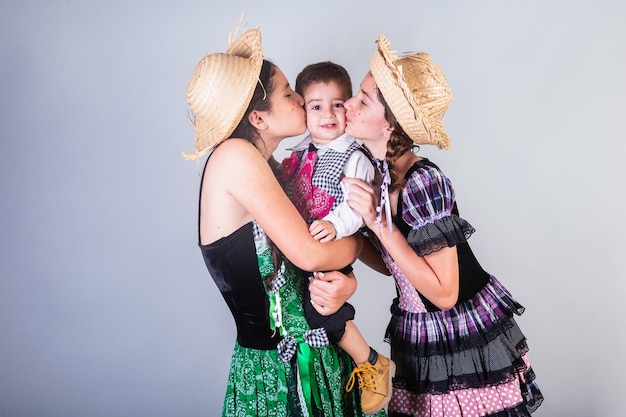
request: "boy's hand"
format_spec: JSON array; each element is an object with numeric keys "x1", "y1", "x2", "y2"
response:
[{"x1": 309, "y1": 220, "x2": 337, "y2": 243}]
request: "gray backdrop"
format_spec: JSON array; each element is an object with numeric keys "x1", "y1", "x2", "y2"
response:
[{"x1": 1, "y1": 1, "x2": 624, "y2": 416}]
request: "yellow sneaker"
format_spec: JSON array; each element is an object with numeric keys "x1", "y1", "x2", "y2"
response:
[{"x1": 346, "y1": 354, "x2": 395, "y2": 415}]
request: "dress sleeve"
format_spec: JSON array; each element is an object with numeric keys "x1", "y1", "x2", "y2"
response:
[{"x1": 401, "y1": 163, "x2": 475, "y2": 256}]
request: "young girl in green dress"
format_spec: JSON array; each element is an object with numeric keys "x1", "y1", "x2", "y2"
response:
[{"x1": 183, "y1": 26, "x2": 387, "y2": 417}]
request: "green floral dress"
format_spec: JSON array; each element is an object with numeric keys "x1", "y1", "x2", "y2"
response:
[{"x1": 204, "y1": 221, "x2": 386, "y2": 416}]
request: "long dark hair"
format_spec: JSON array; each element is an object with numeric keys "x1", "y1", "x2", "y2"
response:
[
  {"x1": 229, "y1": 59, "x2": 283, "y2": 286},
  {"x1": 230, "y1": 59, "x2": 277, "y2": 149}
]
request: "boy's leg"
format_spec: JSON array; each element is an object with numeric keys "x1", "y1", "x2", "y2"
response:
[
  {"x1": 337, "y1": 320, "x2": 371, "y2": 364},
  {"x1": 342, "y1": 321, "x2": 395, "y2": 415}
]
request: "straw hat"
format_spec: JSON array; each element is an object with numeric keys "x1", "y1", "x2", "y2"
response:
[
  {"x1": 182, "y1": 27, "x2": 263, "y2": 159},
  {"x1": 369, "y1": 34, "x2": 452, "y2": 149}
]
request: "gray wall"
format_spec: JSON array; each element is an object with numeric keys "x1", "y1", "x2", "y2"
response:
[{"x1": 1, "y1": 1, "x2": 624, "y2": 416}]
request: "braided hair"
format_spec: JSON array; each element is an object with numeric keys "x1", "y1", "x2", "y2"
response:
[{"x1": 376, "y1": 86, "x2": 419, "y2": 193}]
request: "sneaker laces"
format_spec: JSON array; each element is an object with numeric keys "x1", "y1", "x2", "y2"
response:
[{"x1": 346, "y1": 364, "x2": 378, "y2": 392}]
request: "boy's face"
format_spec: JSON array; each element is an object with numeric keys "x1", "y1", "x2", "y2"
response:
[{"x1": 302, "y1": 81, "x2": 348, "y2": 145}]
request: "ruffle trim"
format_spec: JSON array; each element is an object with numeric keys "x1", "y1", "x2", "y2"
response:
[
  {"x1": 386, "y1": 276, "x2": 525, "y2": 357},
  {"x1": 406, "y1": 214, "x2": 475, "y2": 256},
  {"x1": 389, "y1": 374, "x2": 544, "y2": 416},
  {"x1": 383, "y1": 277, "x2": 542, "y2": 402},
  {"x1": 391, "y1": 326, "x2": 532, "y2": 394}
]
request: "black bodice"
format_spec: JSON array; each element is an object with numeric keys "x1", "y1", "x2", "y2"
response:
[{"x1": 200, "y1": 222, "x2": 281, "y2": 350}]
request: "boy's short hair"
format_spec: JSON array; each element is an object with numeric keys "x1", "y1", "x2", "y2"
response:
[{"x1": 295, "y1": 61, "x2": 352, "y2": 99}]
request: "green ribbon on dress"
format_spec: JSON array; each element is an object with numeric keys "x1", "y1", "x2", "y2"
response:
[
  {"x1": 268, "y1": 292, "x2": 283, "y2": 333},
  {"x1": 267, "y1": 269, "x2": 322, "y2": 415},
  {"x1": 296, "y1": 337, "x2": 322, "y2": 417}
]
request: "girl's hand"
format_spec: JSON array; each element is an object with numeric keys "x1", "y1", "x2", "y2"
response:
[
  {"x1": 308, "y1": 271, "x2": 357, "y2": 316},
  {"x1": 342, "y1": 177, "x2": 379, "y2": 228}
]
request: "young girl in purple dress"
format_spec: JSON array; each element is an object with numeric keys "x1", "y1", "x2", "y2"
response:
[{"x1": 342, "y1": 34, "x2": 544, "y2": 417}]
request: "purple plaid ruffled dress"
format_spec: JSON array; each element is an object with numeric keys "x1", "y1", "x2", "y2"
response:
[{"x1": 373, "y1": 159, "x2": 543, "y2": 417}]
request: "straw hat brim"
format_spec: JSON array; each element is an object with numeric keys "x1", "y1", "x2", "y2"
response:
[
  {"x1": 183, "y1": 28, "x2": 263, "y2": 159},
  {"x1": 369, "y1": 34, "x2": 451, "y2": 149}
]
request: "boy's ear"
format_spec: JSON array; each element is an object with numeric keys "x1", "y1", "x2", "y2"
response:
[{"x1": 248, "y1": 110, "x2": 268, "y2": 130}]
